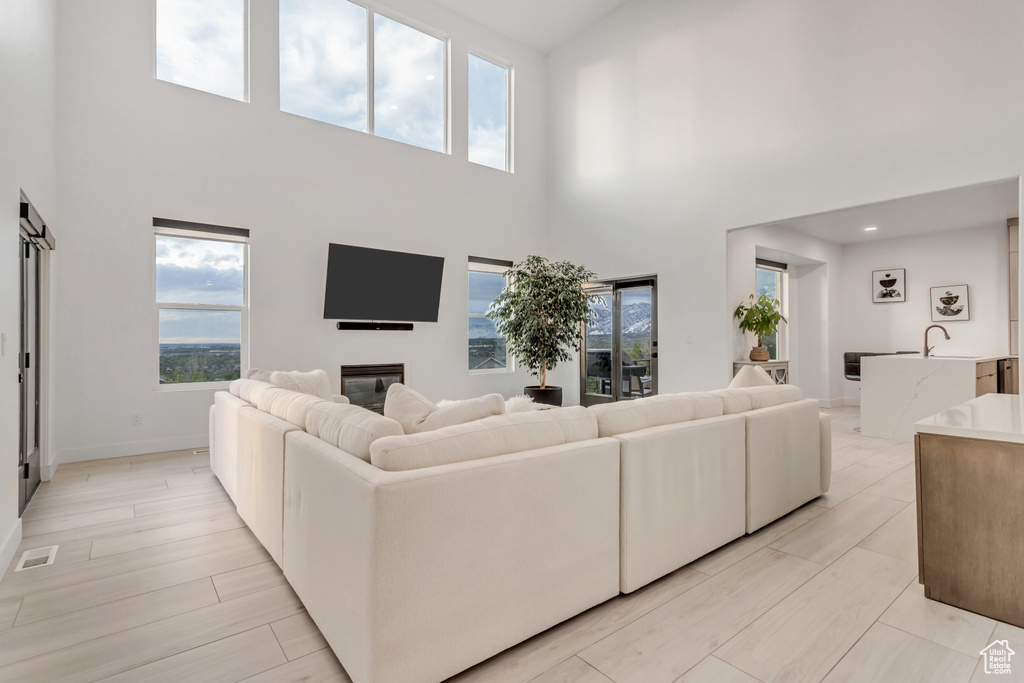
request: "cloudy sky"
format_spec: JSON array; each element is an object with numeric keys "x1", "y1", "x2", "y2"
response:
[
  {"x1": 156, "y1": 235, "x2": 244, "y2": 344},
  {"x1": 156, "y1": 0, "x2": 245, "y2": 101},
  {"x1": 159, "y1": 0, "x2": 509, "y2": 160}
]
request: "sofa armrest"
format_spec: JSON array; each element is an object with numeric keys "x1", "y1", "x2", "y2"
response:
[
  {"x1": 819, "y1": 412, "x2": 832, "y2": 493},
  {"x1": 332, "y1": 394, "x2": 351, "y2": 404},
  {"x1": 282, "y1": 431, "x2": 620, "y2": 683}
]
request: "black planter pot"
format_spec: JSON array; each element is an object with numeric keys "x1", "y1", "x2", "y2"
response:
[{"x1": 524, "y1": 386, "x2": 563, "y2": 407}]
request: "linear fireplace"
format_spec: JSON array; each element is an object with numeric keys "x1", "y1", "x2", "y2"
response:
[{"x1": 340, "y1": 364, "x2": 405, "y2": 414}]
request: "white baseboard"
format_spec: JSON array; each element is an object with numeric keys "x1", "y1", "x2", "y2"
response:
[
  {"x1": 844, "y1": 397, "x2": 861, "y2": 407},
  {"x1": 0, "y1": 518, "x2": 23, "y2": 580},
  {"x1": 54, "y1": 434, "x2": 209, "y2": 469}
]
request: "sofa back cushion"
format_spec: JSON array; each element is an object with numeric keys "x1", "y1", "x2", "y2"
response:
[
  {"x1": 712, "y1": 385, "x2": 802, "y2": 414},
  {"x1": 304, "y1": 402, "x2": 404, "y2": 462},
  {"x1": 269, "y1": 369, "x2": 333, "y2": 401},
  {"x1": 256, "y1": 387, "x2": 325, "y2": 428},
  {"x1": 370, "y1": 406, "x2": 598, "y2": 472},
  {"x1": 589, "y1": 392, "x2": 724, "y2": 437},
  {"x1": 229, "y1": 378, "x2": 276, "y2": 405}
]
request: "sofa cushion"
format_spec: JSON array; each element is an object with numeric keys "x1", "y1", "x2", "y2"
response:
[
  {"x1": 229, "y1": 378, "x2": 276, "y2": 405},
  {"x1": 420, "y1": 394, "x2": 505, "y2": 432},
  {"x1": 710, "y1": 389, "x2": 754, "y2": 414},
  {"x1": 246, "y1": 368, "x2": 273, "y2": 382},
  {"x1": 589, "y1": 393, "x2": 724, "y2": 438},
  {"x1": 385, "y1": 384, "x2": 504, "y2": 433},
  {"x1": 269, "y1": 369, "x2": 333, "y2": 401},
  {"x1": 728, "y1": 365, "x2": 776, "y2": 388},
  {"x1": 743, "y1": 384, "x2": 802, "y2": 410},
  {"x1": 256, "y1": 387, "x2": 325, "y2": 428},
  {"x1": 370, "y1": 407, "x2": 598, "y2": 472},
  {"x1": 384, "y1": 383, "x2": 437, "y2": 433},
  {"x1": 304, "y1": 402, "x2": 404, "y2": 462}
]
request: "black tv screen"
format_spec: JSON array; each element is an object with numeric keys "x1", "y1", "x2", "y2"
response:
[{"x1": 323, "y1": 244, "x2": 445, "y2": 322}]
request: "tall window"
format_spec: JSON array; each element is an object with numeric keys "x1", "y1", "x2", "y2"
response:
[
  {"x1": 468, "y1": 54, "x2": 511, "y2": 171},
  {"x1": 155, "y1": 0, "x2": 247, "y2": 101},
  {"x1": 468, "y1": 258, "x2": 511, "y2": 373},
  {"x1": 155, "y1": 220, "x2": 248, "y2": 386},
  {"x1": 755, "y1": 261, "x2": 786, "y2": 360},
  {"x1": 280, "y1": 1, "x2": 447, "y2": 153}
]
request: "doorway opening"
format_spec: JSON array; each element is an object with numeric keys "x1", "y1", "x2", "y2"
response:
[
  {"x1": 580, "y1": 276, "x2": 658, "y2": 407},
  {"x1": 19, "y1": 193, "x2": 54, "y2": 515}
]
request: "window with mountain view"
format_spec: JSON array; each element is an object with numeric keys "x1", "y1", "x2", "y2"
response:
[
  {"x1": 468, "y1": 261, "x2": 511, "y2": 373},
  {"x1": 156, "y1": 224, "x2": 247, "y2": 385},
  {"x1": 156, "y1": 0, "x2": 247, "y2": 101},
  {"x1": 756, "y1": 265, "x2": 785, "y2": 360}
]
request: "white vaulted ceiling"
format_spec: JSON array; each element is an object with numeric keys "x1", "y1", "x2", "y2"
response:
[{"x1": 430, "y1": 0, "x2": 632, "y2": 53}]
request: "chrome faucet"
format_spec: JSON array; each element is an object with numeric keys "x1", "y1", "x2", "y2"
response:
[{"x1": 923, "y1": 325, "x2": 950, "y2": 357}]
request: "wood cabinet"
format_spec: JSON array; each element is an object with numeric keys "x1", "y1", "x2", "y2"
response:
[
  {"x1": 976, "y1": 361, "x2": 998, "y2": 396},
  {"x1": 915, "y1": 433, "x2": 1024, "y2": 627}
]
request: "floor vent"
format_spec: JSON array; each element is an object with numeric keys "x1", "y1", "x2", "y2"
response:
[
  {"x1": 193, "y1": 448, "x2": 210, "y2": 455},
  {"x1": 15, "y1": 546, "x2": 58, "y2": 572}
]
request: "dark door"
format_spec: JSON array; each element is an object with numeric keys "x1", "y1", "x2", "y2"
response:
[
  {"x1": 19, "y1": 235, "x2": 41, "y2": 513},
  {"x1": 580, "y1": 278, "x2": 658, "y2": 407}
]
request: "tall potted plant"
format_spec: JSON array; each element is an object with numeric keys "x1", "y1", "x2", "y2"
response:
[
  {"x1": 734, "y1": 293, "x2": 786, "y2": 361},
  {"x1": 488, "y1": 255, "x2": 598, "y2": 406}
]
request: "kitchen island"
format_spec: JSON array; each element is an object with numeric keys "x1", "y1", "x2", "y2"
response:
[
  {"x1": 914, "y1": 393, "x2": 1024, "y2": 627},
  {"x1": 861, "y1": 353, "x2": 1016, "y2": 441}
]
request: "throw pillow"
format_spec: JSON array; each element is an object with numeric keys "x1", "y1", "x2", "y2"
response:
[
  {"x1": 269, "y1": 369, "x2": 333, "y2": 401},
  {"x1": 728, "y1": 365, "x2": 776, "y2": 388},
  {"x1": 504, "y1": 395, "x2": 552, "y2": 412},
  {"x1": 246, "y1": 368, "x2": 273, "y2": 382},
  {"x1": 384, "y1": 383, "x2": 437, "y2": 434},
  {"x1": 418, "y1": 393, "x2": 505, "y2": 431}
]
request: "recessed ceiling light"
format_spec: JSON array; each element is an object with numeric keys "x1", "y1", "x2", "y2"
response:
[{"x1": 864, "y1": 226, "x2": 878, "y2": 232}]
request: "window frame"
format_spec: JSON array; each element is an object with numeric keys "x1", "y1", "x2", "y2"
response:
[
  {"x1": 468, "y1": 260, "x2": 514, "y2": 375},
  {"x1": 279, "y1": 0, "x2": 451, "y2": 154},
  {"x1": 154, "y1": 225, "x2": 249, "y2": 391},
  {"x1": 755, "y1": 262, "x2": 788, "y2": 361},
  {"x1": 153, "y1": 0, "x2": 251, "y2": 102},
  {"x1": 467, "y1": 50, "x2": 513, "y2": 172}
]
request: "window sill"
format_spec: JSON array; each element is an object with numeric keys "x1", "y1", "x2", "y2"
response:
[{"x1": 156, "y1": 381, "x2": 232, "y2": 392}]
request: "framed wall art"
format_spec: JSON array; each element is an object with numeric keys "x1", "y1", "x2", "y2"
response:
[
  {"x1": 930, "y1": 284, "x2": 970, "y2": 322},
  {"x1": 872, "y1": 269, "x2": 906, "y2": 303}
]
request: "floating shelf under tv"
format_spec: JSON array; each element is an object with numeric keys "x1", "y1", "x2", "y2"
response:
[{"x1": 336, "y1": 321, "x2": 414, "y2": 331}]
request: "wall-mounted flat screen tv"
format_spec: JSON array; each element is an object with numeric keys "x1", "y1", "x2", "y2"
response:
[{"x1": 323, "y1": 243, "x2": 445, "y2": 322}]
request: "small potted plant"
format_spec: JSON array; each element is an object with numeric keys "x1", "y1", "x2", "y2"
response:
[
  {"x1": 734, "y1": 294, "x2": 786, "y2": 362},
  {"x1": 488, "y1": 255, "x2": 599, "y2": 406}
]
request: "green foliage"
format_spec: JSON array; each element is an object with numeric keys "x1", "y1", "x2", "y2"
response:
[
  {"x1": 733, "y1": 294, "x2": 786, "y2": 347},
  {"x1": 160, "y1": 344, "x2": 241, "y2": 384},
  {"x1": 629, "y1": 340, "x2": 645, "y2": 362},
  {"x1": 487, "y1": 255, "x2": 599, "y2": 388}
]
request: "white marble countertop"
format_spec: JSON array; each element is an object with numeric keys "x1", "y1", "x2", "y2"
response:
[
  {"x1": 868, "y1": 353, "x2": 1017, "y2": 363},
  {"x1": 916, "y1": 393, "x2": 1024, "y2": 443}
]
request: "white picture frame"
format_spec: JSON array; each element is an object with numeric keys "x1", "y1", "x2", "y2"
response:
[
  {"x1": 930, "y1": 284, "x2": 970, "y2": 322},
  {"x1": 872, "y1": 268, "x2": 906, "y2": 303}
]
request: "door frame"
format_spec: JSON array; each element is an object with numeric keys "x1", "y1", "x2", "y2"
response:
[{"x1": 580, "y1": 275, "x2": 658, "y2": 407}]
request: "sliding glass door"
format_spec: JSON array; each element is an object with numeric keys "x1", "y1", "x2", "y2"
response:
[{"x1": 580, "y1": 277, "x2": 657, "y2": 407}]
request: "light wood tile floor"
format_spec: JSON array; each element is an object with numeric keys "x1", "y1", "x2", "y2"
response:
[{"x1": 1, "y1": 410, "x2": 1019, "y2": 682}]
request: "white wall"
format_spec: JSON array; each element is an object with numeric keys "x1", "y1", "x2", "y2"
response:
[
  {"x1": 840, "y1": 225, "x2": 1009, "y2": 402},
  {"x1": 547, "y1": 0, "x2": 1024, "y2": 404},
  {"x1": 726, "y1": 225, "x2": 844, "y2": 403},
  {"x1": 52, "y1": 0, "x2": 548, "y2": 465},
  {"x1": 0, "y1": 0, "x2": 57, "y2": 570}
]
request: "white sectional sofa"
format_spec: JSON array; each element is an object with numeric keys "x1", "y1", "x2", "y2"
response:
[
  {"x1": 209, "y1": 378, "x2": 830, "y2": 683},
  {"x1": 590, "y1": 384, "x2": 831, "y2": 593}
]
